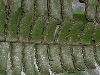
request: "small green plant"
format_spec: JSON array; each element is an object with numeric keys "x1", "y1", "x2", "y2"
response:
[{"x1": 0, "y1": 0, "x2": 100, "y2": 75}]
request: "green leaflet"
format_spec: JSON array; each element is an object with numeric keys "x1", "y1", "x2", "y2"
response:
[
  {"x1": 72, "y1": 46, "x2": 85, "y2": 70},
  {"x1": 85, "y1": 4, "x2": 96, "y2": 21},
  {"x1": 95, "y1": 45, "x2": 100, "y2": 66},
  {"x1": 0, "y1": 43, "x2": 9, "y2": 75},
  {"x1": 60, "y1": 45, "x2": 75, "y2": 72},
  {"x1": 7, "y1": 0, "x2": 21, "y2": 41},
  {"x1": 32, "y1": 17, "x2": 46, "y2": 43},
  {"x1": 44, "y1": 18, "x2": 58, "y2": 43},
  {"x1": 94, "y1": 26, "x2": 100, "y2": 44},
  {"x1": 96, "y1": 3, "x2": 100, "y2": 23},
  {"x1": 23, "y1": 44, "x2": 39, "y2": 75},
  {"x1": 20, "y1": 0, "x2": 34, "y2": 41},
  {"x1": 50, "y1": 0, "x2": 61, "y2": 20},
  {"x1": 36, "y1": 0, "x2": 48, "y2": 17},
  {"x1": 83, "y1": 46, "x2": 96, "y2": 69},
  {"x1": 63, "y1": 0, "x2": 73, "y2": 20},
  {"x1": 81, "y1": 22, "x2": 94, "y2": 44},
  {"x1": 48, "y1": 45, "x2": 63, "y2": 74},
  {"x1": 58, "y1": 21, "x2": 71, "y2": 44},
  {"x1": 35, "y1": 44, "x2": 50, "y2": 75},
  {"x1": 85, "y1": 0, "x2": 98, "y2": 22},
  {"x1": 11, "y1": 43, "x2": 23, "y2": 75},
  {"x1": 7, "y1": 10, "x2": 21, "y2": 41},
  {"x1": 70, "y1": 21, "x2": 83, "y2": 44},
  {"x1": 20, "y1": 12, "x2": 33, "y2": 41},
  {"x1": 0, "y1": 0, "x2": 6, "y2": 40}
]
